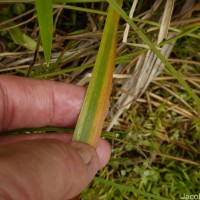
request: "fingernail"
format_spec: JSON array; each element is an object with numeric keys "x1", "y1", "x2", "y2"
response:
[{"x1": 70, "y1": 142, "x2": 93, "y2": 165}]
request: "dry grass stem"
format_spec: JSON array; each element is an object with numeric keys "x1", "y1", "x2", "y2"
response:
[
  {"x1": 107, "y1": 34, "x2": 176, "y2": 131},
  {"x1": 157, "y1": 0, "x2": 175, "y2": 44},
  {"x1": 122, "y1": 0, "x2": 138, "y2": 43}
]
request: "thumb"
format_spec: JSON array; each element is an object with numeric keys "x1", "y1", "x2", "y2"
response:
[{"x1": 0, "y1": 139, "x2": 110, "y2": 200}]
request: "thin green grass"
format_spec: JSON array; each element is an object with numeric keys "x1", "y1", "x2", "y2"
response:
[{"x1": 94, "y1": 177, "x2": 170, "y2": 200}]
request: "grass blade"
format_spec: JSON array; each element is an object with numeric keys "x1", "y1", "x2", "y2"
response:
[
  {"x1": 107, "y1": 0, "x2": 200, "y2": 106},
  {"x1": 72, "y1": 0, "x2": 123, "y2": 147},
  {"x1": 160, "y1": 25, "x2": 200, "y2": 46},
  {"x1": 35, "y1": 0, "x2": 53, "y2": 64},
  {"x1": 8, "y1": 26, "x2": 43, "y2": 51},
  {"x1": 53, "y1": 4, "x2": 107, "y2": 15},
  {"x1": 94, "y1": 177, "x2": 170, "y2": 200}
]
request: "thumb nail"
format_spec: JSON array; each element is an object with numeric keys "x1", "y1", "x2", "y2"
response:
[{"x1": 70, "y1": 142, "x2": 93, "y2": 165}]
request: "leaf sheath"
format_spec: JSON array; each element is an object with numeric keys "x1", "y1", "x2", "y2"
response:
[{"x1": 73, "y1": 0, "x2": 123, "y2": 147}]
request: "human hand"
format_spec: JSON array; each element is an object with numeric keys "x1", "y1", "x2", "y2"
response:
[{"x1": 0, "y1": 75, "x2": 111, "y2": 200}]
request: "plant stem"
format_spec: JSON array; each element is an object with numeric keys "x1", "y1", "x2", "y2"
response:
[{"x1": 72, "y1": 0, "x2": 123, "y2": 147}]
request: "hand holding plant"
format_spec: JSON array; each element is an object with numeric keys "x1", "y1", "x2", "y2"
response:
[{"x1": 0, "y1": 76, "x2": 111, "y2": 200}]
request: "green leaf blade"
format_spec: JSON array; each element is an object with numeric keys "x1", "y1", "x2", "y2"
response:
[
  {"x1": 8, "y1": 26, "x2": 43, "y2": 51},
  {"x1": 35, "y1": 0, "x2": 53, "y2": 64}
]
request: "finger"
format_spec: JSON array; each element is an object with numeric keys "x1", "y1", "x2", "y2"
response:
[
  {"x1": 0, "y1": 139, "x2": 110, "y2": 199},
  {"x1": 0, "y1": 133, "x2": 72, "y2": 145},
  {"x1": 0, "y1": 75, "x2": 85, "y2": 131},
  {"x1": 96, "y1": 139, "x2": 111, "y2": 169},
  {"x1": 0, "y1": 133, "x2": 111, "y2": 170}
]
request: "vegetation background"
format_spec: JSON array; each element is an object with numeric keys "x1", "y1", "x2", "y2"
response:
[{"x1": 0, "y1": 0, "x2": 200, "y2": 199}]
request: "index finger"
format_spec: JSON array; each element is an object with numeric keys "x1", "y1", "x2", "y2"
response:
[{"x1": 0, "y1": 75, "x2": 85, "y2": 131}]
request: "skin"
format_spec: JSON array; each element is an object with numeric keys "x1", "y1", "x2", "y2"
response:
[{"x1": 0, "y1": 75, "x2": 111, "y2": 200}]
